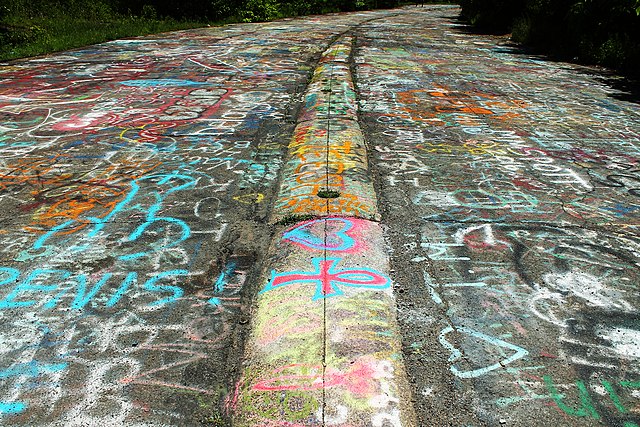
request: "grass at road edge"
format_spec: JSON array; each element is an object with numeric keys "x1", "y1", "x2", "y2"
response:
[{"x1": 0, "y1": 17, "x2": 205, "y2": 62}]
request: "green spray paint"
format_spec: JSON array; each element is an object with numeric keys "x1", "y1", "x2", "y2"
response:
[{"x1": 543, "y1": 376, "x2": 599, "y2": 419}]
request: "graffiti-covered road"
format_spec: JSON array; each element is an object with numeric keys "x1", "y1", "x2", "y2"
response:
[
  {"x1": 0, "y1": 14, "x2": 370, "y2": 425},
  {"x1": 356, "y1": 6, "x2": 640, "y2": 427},
  {"x1": 1, "y1": 5, "x2": 639, "y2": 427}
]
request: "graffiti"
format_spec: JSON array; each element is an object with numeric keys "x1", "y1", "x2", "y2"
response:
[
  {"x1": 0, "y1": 361, "x2": 68, "y2": 415},
  {"x1": 0, "y1": 402, "x2": 26, "y2": 415},
  {"x1": 23, "y1": 172, "x2": 194, "y2": 263},
  {"x1": 2, "y1": 3, "x2": 638, "y2": 425},
  {"x1": 119, "y1": 79, "x2": 210, "y2": 87},
  {"x1": 273, "y1": 37, "x2": 377, "y2": 220},
  {"x1": 540, "y1": 271, "x2": 633, "y2": 312},
  {"x1": 354, "y1": 5, "x2": 640, "y2": 426},
  {"x1": 261, "y1": 257, "x2": 390, "y2": 300},
  {"x1": 0, "y1": 11, "x2": 381, "y2": 425},
  {"x1": 543, "y1": 375, "x2": 640, "y2": 426},
  {"x1": 233, "y1": 34, "x2": 414, "y2": 421},
  {"x1": 252, "y1": 359, "x2": 385, "y2": 397},
  {"x1": 439, "y1": 325, "x2": 529, "y2": 379},
  {"x1": 283, "y1": 217, "x2": 356, "y2": 251},
  {"x1": 0, "y1": 268, "x2": 186, "y2": 310},
  {"x1": 232, "y1": 192, "x2": 265, "y2": 204}
]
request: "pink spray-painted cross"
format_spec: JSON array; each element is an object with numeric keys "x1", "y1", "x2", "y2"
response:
[{"x1": 260, "y1": 257, "x2": 390, "y2": 300}]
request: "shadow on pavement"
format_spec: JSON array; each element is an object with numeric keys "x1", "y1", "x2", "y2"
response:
[{"x1": 448, "y1": 16, "x2": 640, "y2": 105}]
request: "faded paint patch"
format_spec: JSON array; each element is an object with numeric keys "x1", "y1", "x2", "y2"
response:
[
  {"x1": 542, "y1": 271, "x2": 633, "y2": 311},
  {"x1": 597, "y1": 327, "x2": 640, "y2": 359}
]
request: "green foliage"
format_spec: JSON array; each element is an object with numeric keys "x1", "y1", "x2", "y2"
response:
[
  {"x1": 0, "y1": 13, "x2": 203, "y2": 61},
  {"x1": 0, "y1": 24, "x2": 48, "y2": 47},
  {"x1": 0, "y1": 0, "x2": 402, "y2": 22},
  {"x1": 239, "y1": 0, "x2": 280, "y2": 22},
  {"x1": 460, "y1": 0, "x2": 640, "y2": 76},
  {"x1": 0, "y1": 4, "x2": 10, "y2": 21},
  {"x1": 141, "y1": 4, "x2": 158, "y2": 20},
  {"x1": 0, "y1": 0, "x2": 402, "y2": 61}
]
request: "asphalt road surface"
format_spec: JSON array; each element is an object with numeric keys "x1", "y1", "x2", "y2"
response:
[{"x1": 0, "y1": 5, "x2": 639, "y2": 426}]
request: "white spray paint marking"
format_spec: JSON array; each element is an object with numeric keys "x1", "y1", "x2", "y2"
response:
[
  {"x1": 413, "y1": 190, "x2": 460, "y2": 207},
  {"x1": 528, "y1": 286, "x2": 568, "y2": 328},
  {"x1": 542, "y1": 271, "x2": 633, "y2": 311},
  {"x1": 421, "y1": 387, "x2": 434, "y2": 397},
  {"x1": 454, "y1": 224, "x2": 512, "y2": 249},
  {"x1": 597, "y1": 327, "x2": 640, "y2": 359}
]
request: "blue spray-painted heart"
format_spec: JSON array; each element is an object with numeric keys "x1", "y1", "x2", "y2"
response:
[
  {"x1": 283, "y1": 218, "x2": 355, "y2": 252},
  {"x1": 439, "y1": 325, "x2": 529, "y2": 379}
]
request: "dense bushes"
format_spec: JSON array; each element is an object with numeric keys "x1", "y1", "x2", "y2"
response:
[
  {"x1": 458, "y1": 0, "x2": 525, "y2": 32},
  {"x1": 460, "y1": 0, "x2": 640, "y2": 76}
]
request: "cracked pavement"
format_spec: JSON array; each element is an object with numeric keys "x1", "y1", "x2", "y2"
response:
[
  {"x1": 356, "y1": 7, "x2": 640, "y2": 427},
  {"x1": 0, "y1": 4, "x2": 639, "y2": 426}
]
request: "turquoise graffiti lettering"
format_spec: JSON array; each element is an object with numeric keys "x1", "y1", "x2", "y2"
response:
[
  {"x1": 439, "y1": 325, "x2": 529, "y2": 378},
  {"x1": 0, "y1": 269, "x2": 188, "y2": 310},
  {"x1": 72, "y1": 273, "x2": 119, "y2": 309},
  {"x1": 120, "y1": 79, "x2": 209, "y2": 87},
  {"x1": 0, "y1": 402, "x2": 26, "y2": 415},
  {"x1": 26, "y1": 172, "x2": 194, "y2": 262},
  {"x1": 143, "y1": 269, "x2": 188, "y2": 306},
  {"x1": 0, "y1": 269, "x2": 71, "y2": 309},
  {"x1": 106, "y1": 272, "x2": 138, "y2": 307},
  {"x1": 208, "y1": 261, "x2": 237, "y2": 306},
  {"x1": 0, "y1": 361, "x2": 68, "y2": 416}
]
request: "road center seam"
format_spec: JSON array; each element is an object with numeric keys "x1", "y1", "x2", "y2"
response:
[{"x1": 230, "y1": 36, "x2": 416, "y2": 426}]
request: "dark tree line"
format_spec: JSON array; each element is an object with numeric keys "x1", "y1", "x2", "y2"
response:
[
  {"x1": 459, "y1": 0, "x2": 640, "y2": 75},
  {"x1": 1, "y1": 0, "x2": 403, "y2": 22}
]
